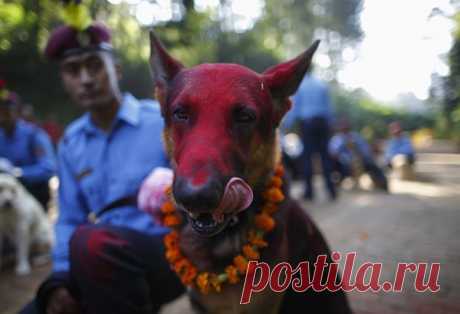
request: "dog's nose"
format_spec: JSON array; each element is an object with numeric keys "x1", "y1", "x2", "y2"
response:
[
  {"x1": 3, "y1": 200, "x2": 12, "y2": 208},
  {"x1": 174, "y1": 176, "x2": 223, "y2": 212}
]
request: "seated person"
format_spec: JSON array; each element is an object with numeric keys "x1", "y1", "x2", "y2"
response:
[
  {"x1": 20, "y1": 19, "x2": 184, "y2": 314},
  {"x1": 0, "y1": 85, "x2": 56, "y2": 210},
  {"x1": 384, "y1": 121, "x2": 415, "y2": 166},
  {"x1": 384, "y1": 121, "x2": 415, "y2": 179},
  {"x1": 329, "y1": 118, "x2": 388, "y2": 191}
]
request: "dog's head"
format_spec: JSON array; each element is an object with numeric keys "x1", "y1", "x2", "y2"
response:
[
  {"x1": 150, "y1": 32, "x2": 319, "y2": 236},
  {"x1": 0, "y1": 174, "x2": 21, "y2": 211}
]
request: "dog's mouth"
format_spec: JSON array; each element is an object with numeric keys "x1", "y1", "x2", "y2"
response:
[
  {"x1": 188, "y1": 212, "x2": 233, "y2": 237},
  {"x1": 182, "y1": 177, "x2": 253, "y2": 237}
]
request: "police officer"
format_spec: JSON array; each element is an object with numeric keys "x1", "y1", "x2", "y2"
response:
[
  {"x1": 384, "y1": 121, "x2": 415, "y2": 167},
  {"x1": 329, "y1": 118, "x2": 388, "y2": 191},
  {"x1": 283, "y1": 73, "x2": 337, "y2": 201},
  {"x1": 0, "y1": 83, "x2": 56, "y2": 209},
  {"x1": 21, "y1": 20, "x2": 184, "y2": 314}
]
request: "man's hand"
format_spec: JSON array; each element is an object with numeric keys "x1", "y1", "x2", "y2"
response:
[
  {"x1": 137, "y1": 167, "x2": 173, "y2": 223},
  {"x1": 46, "y1": 287, "x2": 80, "y2": 314}
]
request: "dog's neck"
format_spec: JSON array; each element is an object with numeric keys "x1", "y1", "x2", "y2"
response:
[
  {"x1": 177, "y1": 165, "x2": 288, "y2": 274},
  {"x1": 172, "y1": 132, "x2": 284, "y2": 273}
]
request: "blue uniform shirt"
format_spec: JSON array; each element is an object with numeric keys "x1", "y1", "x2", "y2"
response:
[
  {"x1": 283, "y1": 74, "x2": 333, "y2": 129},
  {"x1": 53, "y1": 93, "x2": 169, "y2": 272},
  {"x1": 0, "y1": 120, "x2": 56, "y2": 183},
  {"x1": 329, "y1": 131, "x2": 373, "y2": 165},
  {"x1": 384, "y1": 135, "x2": 414, "y2": 163}
]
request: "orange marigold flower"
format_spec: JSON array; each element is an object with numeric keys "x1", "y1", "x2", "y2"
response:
[
  {"x1": 196, "y1": 272, "x2": 211, "y2": 295},
  {"x1": 174, "y1": 258, "x2": 190, "y2": 275},
  {"x1": 164, "y1": 231, "x2": 179, "y2": 249},
  {"x1": 261, "y1": 203, "x2": 278, "y2": 215},
  {"x1": 243, "y1": 244, "x2": 260, "y2": 260},
  {"x1": 210, "y1": 274, "x2": 222, "y2": 293},
  {"x1": 165, "y1": 248, "x2": 181, "y2": 263},
  {"x1": 163, "y1": 214, "x2": 181, "y2": 227},
  {"x1": 275, "y1": 164, "x2": 284, "y2": 177},
  {"x1": 270, "y1": 176, "x2": 283, "y2": 188},
  {"x1": 225, "y1": 265, "x2": 240, "y2": 284},
  {"x1": 181, "y1": 265, "x2": 198, "y2": 285},
  {"x1": 233, "y1": 255, "x2": 248, "y2": 274},
  {"x1": 265, "y1": 187, "x2": 284, "y2": 203},
  {"x1": 248, "y1": 230, "x2": 268, "y2": 248},
  {"x1": 164, "y1": 185, "x2": 172, "y2": 195},
  {"x1": 255, "y1": 213, "x2": 275, "y2": 232},
  {"x1": 160, "y1": 201, "x2": 175, "y2": 214}
]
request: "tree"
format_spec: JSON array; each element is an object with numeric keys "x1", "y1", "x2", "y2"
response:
[{"x1": 0, "y1": 0, "x2": 363, "y2": 123}]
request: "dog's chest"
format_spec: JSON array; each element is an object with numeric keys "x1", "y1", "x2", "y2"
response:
[
  {"x1": 179, "y1": 216, "x2": 290, "y2": 314},
  {"x1": 191, "y1": 285, "x2": 285, "y2": 314},
  {"x1": 0, "y1": 209, "x2": 19, "y2": 234}
]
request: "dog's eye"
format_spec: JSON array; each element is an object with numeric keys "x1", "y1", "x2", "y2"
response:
[
  {"x1": 234, "y1": 108, "x2": 256, "y2": 124},
  {"x1": 172, "y1": 108, "x2": 189, "y2": 122}
]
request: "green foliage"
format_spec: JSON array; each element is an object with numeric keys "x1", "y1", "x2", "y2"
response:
[
  {"x1": 332, "y1": 88, "x2": 434, "y2": 140},
  {"x1": 0, "y1": 0, "x2": 362, "y2": 124},
  {"x1": 439, "y1": 10, "x2": 460, "y2": 139}
]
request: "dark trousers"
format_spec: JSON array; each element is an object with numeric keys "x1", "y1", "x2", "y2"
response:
[
  {"x1": 300, "y1": 117, "x2": 336, "y2": 200},
  {"x1": 333, "y1": 158, "x2": 388, "y2": 191},
  {"x1": 19, "y1": 225, "x2": 185, "y2": 314}
]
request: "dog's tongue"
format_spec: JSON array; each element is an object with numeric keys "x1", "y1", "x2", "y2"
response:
[{"x1": 213, "y1": 177, "x2": 253, "y2": 223}]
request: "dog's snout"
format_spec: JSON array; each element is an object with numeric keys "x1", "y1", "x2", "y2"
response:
[
  {"x1": 174, "y1": 176, "x2": 223, "y2": 212},
  {"x1": 1, "y1": 200, "x2": 13, "y2": 209}
]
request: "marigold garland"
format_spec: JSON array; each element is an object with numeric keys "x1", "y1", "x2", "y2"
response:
[{"x1": 161, "y1": 164, "x2": 285, "y2": 294}]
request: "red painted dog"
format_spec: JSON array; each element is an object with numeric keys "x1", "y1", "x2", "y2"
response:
[{"x1": 149, "y1": 31, "x2": 352, "y2": 314}]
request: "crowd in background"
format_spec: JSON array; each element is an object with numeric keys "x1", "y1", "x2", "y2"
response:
[{"x1": 282, "y1": 74, "x2": 416, "y2": 201}]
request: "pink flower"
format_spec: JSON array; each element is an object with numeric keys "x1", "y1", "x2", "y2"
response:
[{"x1": 138, "y1": 167, "x2": 173, "y2": 222}]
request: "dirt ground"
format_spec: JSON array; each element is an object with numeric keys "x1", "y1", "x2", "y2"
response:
[{"x1": 1, "y1": 143, "x2": 459, "y2": 314}]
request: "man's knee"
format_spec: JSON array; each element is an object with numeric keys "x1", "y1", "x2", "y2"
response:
[{"x1": 69, "y1": 225, "x2": 128, "y2": 280}]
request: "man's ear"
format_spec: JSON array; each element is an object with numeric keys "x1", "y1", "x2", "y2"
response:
[
  {"x1": 262, "y1": 40, "x2": 320, "y2": 124},
  {"x1": 149, "y1": 31, "x2": 184, "y2": 107}
]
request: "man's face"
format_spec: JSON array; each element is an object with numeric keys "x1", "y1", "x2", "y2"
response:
[
  {"x1": 0, "y1": 105, "x2": 17, "y2": 129},
  {"x1": 59, "y1": 51, "x2": 121, "y2": 110}
]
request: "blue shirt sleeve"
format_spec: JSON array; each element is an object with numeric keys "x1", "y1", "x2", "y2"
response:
[
  {"x1": 52, "y1": 142, "x2": 89, "y2": 272},
  {"x1": 20, "y1": 129, "x2": 56, "y2": 183},
  {"x1": 323, "y1": 85, "x2": 333, "y2": 120},
  {"x1": 402, "y1": 137, "x2": 415, "y2": 156},
  {"x1": 328, "y1": 135, "x2": 342, "y2": 156}
]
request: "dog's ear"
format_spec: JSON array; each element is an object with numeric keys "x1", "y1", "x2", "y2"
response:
[
  {"x1": 149, "y1": 31, "x2": 184, "y2": 106},
  {"x1": 262, "y1": 40, "x2": 320, "y2": 124}
]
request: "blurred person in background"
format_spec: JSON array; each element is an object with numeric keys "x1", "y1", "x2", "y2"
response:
[
  {"x1": 384, "y1": 121, "x2": 416, "y2": 179},
  {"x1": 20, "y1": 103, "x2": 39, "y2": 125},
  {"x1": 41, "y1": 113, "x2": 63, "y2": 147},
  {"x1": 20, "y1": 8, "x2": 184, "y2": 314},
  {"x1": 329, "y1": 118, "x2": 388, "y2": 191},
  {"x1": 0, "y1": 81, "x2": 56, "y2": 210},
  {"x1": 283, "y1": 72, "x2": 337, "y2": 201}
]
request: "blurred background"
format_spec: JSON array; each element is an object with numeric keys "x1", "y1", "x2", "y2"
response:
[
  {"x1": 1, "y1": 0, "x2": 460, "y2": 313},
  {"x1": 0, "y1": 0, "x2": 458, "y2": 141}
]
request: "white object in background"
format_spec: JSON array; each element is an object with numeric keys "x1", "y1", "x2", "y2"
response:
[{"x1": 282, "y1": 133, "x2": 304, "y2": 158}]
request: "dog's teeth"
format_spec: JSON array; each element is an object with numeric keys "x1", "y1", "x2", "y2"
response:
[
  {"x1": 188, "y1": 211, "x2": 199, "y2": 219},
  {"x1": 229, "y1": 216, "x2": 239, "y2": 226}
]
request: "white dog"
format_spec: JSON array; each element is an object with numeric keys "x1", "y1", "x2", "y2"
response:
[{"x1": 0, "y1": 173, "x2": 54, "y2": 275}]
